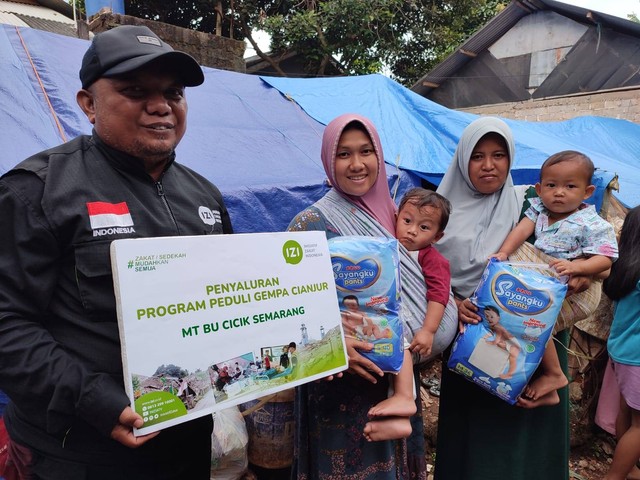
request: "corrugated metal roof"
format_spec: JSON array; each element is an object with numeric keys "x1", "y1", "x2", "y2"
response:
[
  {"x1": 0, "y1": 11, "x2": 29, "y2": 26},
  {"x1": 3, "y1": 0, "x2": 40, "y2": 6},
  {"x1": 246, "y1": 50, "x2": 344, "y2": 77},
  {"x1": 412, "y1": 2, "x2": 529, "y2": 93},
  {"x1": 535, "y1": 0, "x2": 640, "y2": 37},
  {"x1": 411, "y1": 0, "x2": 640, "y2": 97},
  {"x1": 2, "y1": 0, "x2": 76, "y2": 20},
  {"x1": 0, "y1": 0, "x2": 74, "y2": 24},
  {"x1": 16, "y1": 13, "x2": 76, "y2": 37}
]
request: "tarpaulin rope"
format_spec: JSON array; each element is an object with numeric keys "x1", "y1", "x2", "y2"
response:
[{"x1": 15, "y1": 26, "x2": 67, "y2": 143}]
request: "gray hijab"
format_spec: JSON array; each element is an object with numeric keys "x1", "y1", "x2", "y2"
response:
[{"x1": 435, "y1": 117, "x2": 521, "y2": 298}]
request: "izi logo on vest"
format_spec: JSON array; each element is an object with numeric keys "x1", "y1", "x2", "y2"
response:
[
  {"x1": 87, "y1": 201, "x2": 136, "y2": 237},
  {"x1": 198, "y1": 206, "x2": 221, "y2": 226}
]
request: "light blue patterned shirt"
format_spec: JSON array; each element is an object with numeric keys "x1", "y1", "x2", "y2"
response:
[{"x1": 524, "y1": 197, "x2": 618, "y2": 260}]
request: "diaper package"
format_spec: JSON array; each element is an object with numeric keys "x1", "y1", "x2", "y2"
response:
[
  {"x1": 447, "y1": 259, "x2": 568, "y2": 404},
  {"x1": 328, "y1": 236, "x2": 404, "y2": 373}
]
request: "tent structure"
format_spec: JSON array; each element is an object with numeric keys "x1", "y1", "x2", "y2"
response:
[{"x1": 1, "y1": 25, "x2": 639, "y2": 233}]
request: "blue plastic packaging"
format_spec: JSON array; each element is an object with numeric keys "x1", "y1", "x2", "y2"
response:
[
  {"x1": 329, "y1": 236, "x2": 404, "y2": 373},
  {"x1": 447, "y1": 259, "x2": 568, "y2": 404}
]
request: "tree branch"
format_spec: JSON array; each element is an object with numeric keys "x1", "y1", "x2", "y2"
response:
[{"x1": 240, "y1": 15, "x2": 288, "y2": 77}]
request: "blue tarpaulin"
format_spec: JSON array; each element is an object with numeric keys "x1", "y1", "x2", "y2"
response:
[
  {"x1": 263, "y1": 75, "x2": 636, "y2": 209},
  {"x1": 1, "y1": 25, "x2": 638, "y2": 234}
]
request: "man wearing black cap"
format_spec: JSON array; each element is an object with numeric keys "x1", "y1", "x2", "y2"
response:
[{"x1": 0, "y1": 25, "x2": 232, "y2": 479}]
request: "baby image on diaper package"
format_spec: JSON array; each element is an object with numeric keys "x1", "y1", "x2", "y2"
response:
[
  {"x1": 447, "y1": 259, "x2": 568, "y2": 404},
  {"x1": 328, "y1": 236, "x2": 404, "y2": 373}
]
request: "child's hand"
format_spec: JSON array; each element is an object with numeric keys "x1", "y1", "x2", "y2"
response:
[
  {"x1": 409, "y1": 330, "x2": 434, "y2": 357},
  {"x1": 549, "y1": 258, "x2": 579, "y2": 276},
  {"x1": 489, "y1": 252, "x2": 508, "y2": 261}
]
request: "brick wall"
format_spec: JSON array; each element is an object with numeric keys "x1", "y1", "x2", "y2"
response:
[
  {"x1": 88, "y1": 12, "x2": 246, "y2": 74},
  {"x1": 460, "y1": 87, "x2": 640, "y2": 124}
]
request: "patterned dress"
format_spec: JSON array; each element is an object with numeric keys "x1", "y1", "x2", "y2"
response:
[{"x1": 288, "y1": 202, "x2": 424, "y2": 480}]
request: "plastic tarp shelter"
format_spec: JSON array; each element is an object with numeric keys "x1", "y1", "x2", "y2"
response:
[
  {"x1": 1, "y1": 25, "x2": 639, "y2": 235},
  {"x1": 0, "y1": 25, "x2": 420, "y2": 233},
  {"x1": 263, "y1": 75, "x2": 640, "y2": 210}
]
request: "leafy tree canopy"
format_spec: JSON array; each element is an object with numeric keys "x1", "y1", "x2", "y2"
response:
[
  {"x1": 237, "y1": 0, "x2": 507, "y2": 86},
  {"x1": 124, "y1": 0, "x2": 242, "y2": 37},
  {"x1": 122, "y1": 0, "x2": 507, "y2": 86}
]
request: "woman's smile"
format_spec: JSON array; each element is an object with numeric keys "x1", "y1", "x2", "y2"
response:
[{"x1": 334, "y1": 128, "x2": 378, "y2": 196}]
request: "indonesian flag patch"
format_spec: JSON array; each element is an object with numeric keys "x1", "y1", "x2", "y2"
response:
[{"x1": 86, "y1": 201, "x2": 134, "y2": 230}]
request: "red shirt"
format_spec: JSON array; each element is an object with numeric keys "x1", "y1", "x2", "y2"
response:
[{"x1": 418, "y1": 245, "x2": 451, "y2": 306}]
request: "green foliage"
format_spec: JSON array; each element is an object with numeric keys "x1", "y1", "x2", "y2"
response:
[
  {"x1": 66, "y1": 0, "x2": 86, "y2": 14},
  {"x1": 240, "y1": 0, "x2": 507, "y2": 85},
  {"x1": 118, "y1": 0, "x2": 506, "y2": 86},
  {"x1": 628, "y1": 12, "x2": 640, "y2": 23},
  {"x1": 256, "y1": 0, "x2": 401, "y2": 76},
  {"x1": 124, "y1": 0, "x2": 244, "y2": 38},
  {"x1": 387, "y1": 0, "x2": 508, "y2": 85}
]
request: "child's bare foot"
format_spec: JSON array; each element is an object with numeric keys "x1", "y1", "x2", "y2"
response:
[
  {"x1": 517, "y1": 390, "x2": 559, "y2": 408},
  {"x1": 498, "y1": 373, "x2": 513, "y2": 379},
  {"x1": 367, "y1": 395, "x2": 417, "y2": 418},
  {"x1": 363, "y1": 416, "x2": 412, "y2": 442},
  {"x1": 523, "y1": 372, "x2": 568, "y2": 401}
]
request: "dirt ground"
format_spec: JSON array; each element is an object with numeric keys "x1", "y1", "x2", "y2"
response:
[
  {"x1": 418, "y1": 360, "x2": 615, "y2": 480},
  {"x1": 243, "y1": 357, "x2": 621, "y2": 480}
]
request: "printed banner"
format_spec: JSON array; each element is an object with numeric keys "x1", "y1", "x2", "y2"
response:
[{"x1": 111, "y1": 231, "x2": 347, "y2": 436}]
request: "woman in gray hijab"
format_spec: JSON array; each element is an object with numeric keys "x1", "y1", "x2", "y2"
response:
[
  {"x1": 436, "y1": 116, "x2": 521, "y2": 302},
  {"x1": 433, "y1": 117, "x2": 570, "y2": 480}
]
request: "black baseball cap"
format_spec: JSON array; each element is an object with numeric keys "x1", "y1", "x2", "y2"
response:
[{"x1": 79, "y1": 25, "x2": 204, "y2": 88}]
